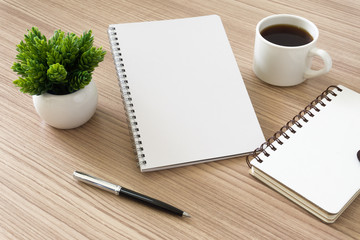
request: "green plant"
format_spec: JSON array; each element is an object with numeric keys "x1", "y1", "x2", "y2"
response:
[{"x1": 12, "y1": 27, "x2": 106, "y2": 95}]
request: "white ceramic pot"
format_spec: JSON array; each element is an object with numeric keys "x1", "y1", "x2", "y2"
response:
[{"x1": 32, "y1": 80, "x2": 98, "y2": 129}]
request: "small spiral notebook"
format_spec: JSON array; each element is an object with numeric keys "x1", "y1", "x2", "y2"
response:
[
  {"x1": 108, "y1": 15, "x2": 264, "y2": 172},
  {"x1": 247, "y1": 85, "x2": 360, "y2": 223}
]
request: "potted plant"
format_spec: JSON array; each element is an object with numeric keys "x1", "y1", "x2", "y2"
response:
[{"x1": 12, "y1": 27, "x2": 106, "y2": 129}]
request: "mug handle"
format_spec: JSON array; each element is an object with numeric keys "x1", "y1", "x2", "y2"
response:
[{"x1": 304, "y1": 47, "x2": 332, "y2": 79}]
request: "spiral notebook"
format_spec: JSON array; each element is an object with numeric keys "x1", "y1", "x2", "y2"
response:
[
  {"x1": 108, "y1": 15, "x2": 264, "y2": 172},
  {"x1": 247, "y1": 85, "x2": 360, "y2": 223}
]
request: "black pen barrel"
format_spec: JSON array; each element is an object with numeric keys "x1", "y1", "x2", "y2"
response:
[
  {"x1": 120, "y1": 187, "x2": 184, "y2": 216},
  {"x1": 73, "y1": 171, "x2": 189, "y2": 217}
]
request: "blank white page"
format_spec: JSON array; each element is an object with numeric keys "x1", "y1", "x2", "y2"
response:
[
  {"x1": 251, "y1": 85, "x2": 360, "y2": 214},
  {"x1": 110, "y1": 15, "x2": 264, "y2": 171}
]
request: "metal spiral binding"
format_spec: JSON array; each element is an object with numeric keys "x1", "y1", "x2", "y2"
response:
[
  {"x1": 108, "y1": 27, "x2": 146, "y2": 166},
  {"x1": 246, "y1": 85, "x2": 343, "y2": 168}
]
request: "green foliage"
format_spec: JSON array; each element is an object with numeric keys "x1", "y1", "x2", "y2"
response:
[
  {"x1": 12, "y1": 27, "x2": 106, "y2": 95},
  {"x1": 47, "y1": 63, "x2": 67, "y2": 83}
]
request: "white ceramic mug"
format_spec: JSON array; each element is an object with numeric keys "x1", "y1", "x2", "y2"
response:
[{"x1": 253, "y1": 14, "x2": 332, "y2": 86}]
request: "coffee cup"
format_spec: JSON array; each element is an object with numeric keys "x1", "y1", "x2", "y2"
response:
[{"x1": 253, "y1": 14, "x2": 332, "y2": 86}]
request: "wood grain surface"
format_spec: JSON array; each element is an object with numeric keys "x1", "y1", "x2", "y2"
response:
[{"x1": 1, "y1": 0, "x2": 359, "y2": 239}]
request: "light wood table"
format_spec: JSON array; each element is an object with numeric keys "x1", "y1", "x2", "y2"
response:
[{"x1": 1, "y1": 0, "x2": 359, "y2": 239}]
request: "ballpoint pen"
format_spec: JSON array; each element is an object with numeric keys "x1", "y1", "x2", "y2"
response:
[{"x1": 73, "y1": 171, "x2": 191, "y2": 217}]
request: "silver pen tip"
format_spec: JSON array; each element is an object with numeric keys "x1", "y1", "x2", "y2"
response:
[{"x1": 182, "y1": 212, "x2": 191, "y2": 218}]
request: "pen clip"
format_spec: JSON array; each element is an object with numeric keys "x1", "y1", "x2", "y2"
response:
[{"x1": 73, "y1": 171, "x2": 121, "y2": 195}]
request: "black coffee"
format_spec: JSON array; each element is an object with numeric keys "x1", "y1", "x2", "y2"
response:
[{"x1": 260, "y1": 24, "x2": 313, "y2": 47}]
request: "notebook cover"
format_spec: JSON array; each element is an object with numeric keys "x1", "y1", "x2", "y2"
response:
[{"x1": 109, "y1": 15, "x2": 264, "y2": 171}]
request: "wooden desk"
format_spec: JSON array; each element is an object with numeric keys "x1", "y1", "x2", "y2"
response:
[{"x1": 1, "y1": 0, "x2": 359, "y2": 239}]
